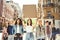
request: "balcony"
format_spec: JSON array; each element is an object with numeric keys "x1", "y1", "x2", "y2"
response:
[
  {"x1": 43, "y1": 3, "x2": 55, "y2": 7},
  {"x1": 44, "y1": 14, "x2": 54, "y2": 19}
]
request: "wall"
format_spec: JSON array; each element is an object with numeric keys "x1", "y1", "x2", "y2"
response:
[{"x1": 55, "y1": 20, "x2": 60, "y2": 28}]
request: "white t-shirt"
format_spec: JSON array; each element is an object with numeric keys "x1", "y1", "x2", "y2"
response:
[
  {"x1": 25, "y1": 26, "x2": 33, "y2": 33},
  {"x1": 17, "y1": 25, "x2": 20, "y2": 33}
]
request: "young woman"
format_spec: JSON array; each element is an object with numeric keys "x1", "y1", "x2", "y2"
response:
[
  {"x1": 36, "y1": 19, "x2": 45, "y2": 40},
  {"x1": 25, "y1": 19, "x2": 34, "y2": 40},
  {"x1": 14, "y1": 18, "x2": 23, "y2": 40},
  {"x1": 51, "y1": 24, "x2": 56, "y2": 40},
  {"x1": 2, "y1": 27, "x2": 8, "y2": 40},
  {"x1": 7, "y1": 19, "x2": 15, "y2": 40},
  {"x1": 2, "y1": 21, "x2": 8, "y2": 40},
  {"x1": 45, "y1": 21, "x2": 52, "y2": 40}
]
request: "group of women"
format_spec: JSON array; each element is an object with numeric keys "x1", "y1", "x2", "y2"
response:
[{"x1": 2, "y1": 18, "x2": 56, "y2": 40}]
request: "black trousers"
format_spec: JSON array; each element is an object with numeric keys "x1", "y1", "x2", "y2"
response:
[
  {"x1": 14, "y1": 37, "x2": 22, "y2": 40},
  {"x1": 37, "y1": 39, "x2": 45, "y2": 40},
  {"x1": 14, "y1": 33, "x2": 22, "y2": 40}
]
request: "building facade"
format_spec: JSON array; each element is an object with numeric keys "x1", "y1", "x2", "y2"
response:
[
  {"x1": 0, "y1": 0, "x2": 19, "y2": 27},
  {"x1": 0, "y1": 0, "x2": 5, "y2": 27},
  {"x1": 38, "y1": 0, "x2": 60, "y2": 28},
  {"x1": 38, "y1": 0, "x2": 60, "y2": 20},
  {"x1": 5, "y1": 0, "x2": 19, "y2": 20}
]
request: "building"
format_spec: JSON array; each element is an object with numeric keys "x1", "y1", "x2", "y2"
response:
[
  {"x1": 38, "y1": 0, "x2": 60, "y2": 28},
  {"x1": 38, "y1": 0, "x2": 60, "y2": 20},
  {"x1": 0, "y1": 0, "x2": 3, "y2": 17},
  {"x1": 5, "y1": 0, "x2": 14, "y2": 20},
  {"x1": 0, "y1": 0, "x2": 19, "y2": 27},
  {"x1": 0, "y1": 0, "x2": 6, "y2": 27},
  {"x1": 12, "y1": 3, "x2": 21, "y2": 19},
  {"x1": 5, "y1": 0, "x2": 19, "y2": 20}
]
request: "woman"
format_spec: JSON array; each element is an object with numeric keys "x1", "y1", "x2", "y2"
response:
[
  {"x1": 25, "y1": 19, "x2": 34, "y2": 40},
  {"x1": 2, "y1": 27, "x2": 8, "y2": 40},
  {"x1": 7, "y1": 19, "x2": 15, "y2": 40},
  {"x1": 45, "y1": 21, "x2": 52, "y2": 40},
  {"x1": 36, "y1": 19, "x2": 45, "y2": 40},
  {"x1": 2, "y1": 21, "x2": 8, "y2": 40},
  {"x1": 51, "y1": 24, "x2": 56, "y2": 40},
  {"x1": 14, "y1": 18, "x2": 23, "y2": 40}
]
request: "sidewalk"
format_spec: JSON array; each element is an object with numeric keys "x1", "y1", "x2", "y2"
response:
[
  {"x1": 0, "y1": 33, "x2": 3, "y2": 40},
  {"x1": 56, "y1": 34, "x2": 60, "y2": 40}
]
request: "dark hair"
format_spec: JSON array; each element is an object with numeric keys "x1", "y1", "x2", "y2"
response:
[
  {"x1": 49, "y1": 22, "x2": 51, "y2": 25},
  {"x1": 15, "y1": 18, "x2": 22, "y2": 25},
  {"x1": 45, "y1": 21, "x2": 49, "y2": 23},
  {"x1": 27, "y1": 19, "x2": 32, "y2": 26}
]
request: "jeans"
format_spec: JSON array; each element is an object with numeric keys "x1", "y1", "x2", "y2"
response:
[
  {"x1": 26, "y1": 33, "x2": 34, "y2": 40},
  {"x1": 51, "y1": 33, "x2": 56, "y2": 40}
]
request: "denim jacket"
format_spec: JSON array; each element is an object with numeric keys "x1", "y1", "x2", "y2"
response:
[
  {"x1": 13, "y1": 25, "x2": 23, "y2": 34},
  {"x1": 36, "y1": 25, "x2": 45, "y2": 39},
  {"x1": 7, "y1": 25, "x2": 15, "y2": 35}
]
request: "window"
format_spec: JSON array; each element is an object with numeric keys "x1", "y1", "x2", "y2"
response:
[
  {"x1": 47, "y1": 0, "x2": 51, "y2": 4},
  {"x1": 43, "y1": 0, "x2": 46, "y2": 5},
  {"x1": 38, "y1": 4, "x2": 41, "y2": 7},
  {"x1": 47, "y1": 11, "x2": 54, "y2": 19},
  {"x1": 47, "y1": 11, "x2": 51, "y2": 15},
  {"x1": 54, "y1": 7, "x2": 59, "y2": 13},
  {"x1": 47, "y1": 11, "x2": 51, "y2": 18},
  {"x1": 58, "y1": 0, "x2": 60, "y2": 2},
  {"x1": 58, "y1": 6, "x2": 60, "y2": 13}
]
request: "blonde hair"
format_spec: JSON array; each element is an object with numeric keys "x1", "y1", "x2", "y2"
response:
[{"x1": 2, "y1": 21, "x2": 8, "y2": 28}]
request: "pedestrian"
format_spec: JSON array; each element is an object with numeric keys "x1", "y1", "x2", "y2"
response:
[
  {"x1": 36, "y1": 19, "x2": 45, "y2": 40},
  {"x1": 14, "y1": 18, "x2": 24, "y2": 40},
  {"x1": 51, "y1": 24, "x2": 56, "y2": 40},
  {"x1": 2, "y1": 21, "x2": 8, "y2": 40},
  {"x1": 25, "y1": 18, "x2": 34, "y2": 40},
  {"x1": 7, "y1": 19, "x2": 15, "y2": 40},
  {"x1": 45, "y1": 21, "x2": 52, "y2": 40}
]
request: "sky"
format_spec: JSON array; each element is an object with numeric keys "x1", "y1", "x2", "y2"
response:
[
  {"x1": 6, "y1": 0, "x2": 38, "y2": 17},
  {"x1": 12, "y1": 0, "x2": 38, "y2": 9},
  {"x1": 6, "y1": 0, "x2": 38, "y2": 9}
]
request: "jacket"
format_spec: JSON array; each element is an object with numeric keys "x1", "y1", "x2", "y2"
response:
[{"x1": 13, "y1": 25, "x2": 23, "y2": 34}]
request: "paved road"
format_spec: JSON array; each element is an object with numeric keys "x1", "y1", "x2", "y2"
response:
[
  {"x1": 0, "y1": 33, "x2": 3, "y2": 40},
  {"x1": 0, "y1": 33, "x2": 60, "y2": 40},
  {"x1": 56, "y1": 34, "x2": 60, "y2": 40}
]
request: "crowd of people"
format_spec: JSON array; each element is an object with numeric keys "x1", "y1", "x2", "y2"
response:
[{"x1": 1, "y1": 18, "x2": 60, "y2": 40}]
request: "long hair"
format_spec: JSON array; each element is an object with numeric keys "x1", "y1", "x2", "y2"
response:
[
  {"x1": 27, "y1": 19, "x2": 32, "y2": 26},
  {"x1": 15, "y1": 18, "x2": 22, "y2": 25}
]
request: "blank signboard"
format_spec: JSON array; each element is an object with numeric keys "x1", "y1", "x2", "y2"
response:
[{"x1": 23, "y1": 5, "x2": 37, "y2": 18}]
